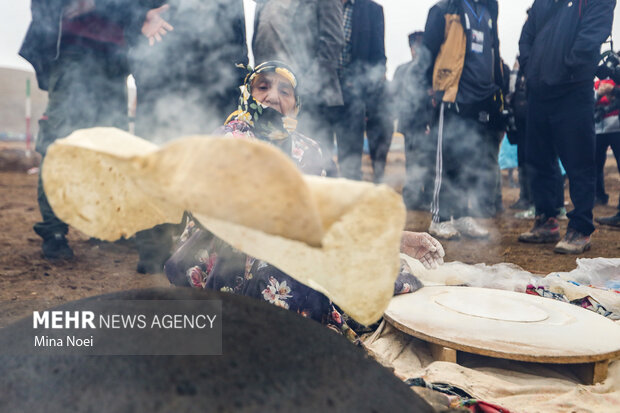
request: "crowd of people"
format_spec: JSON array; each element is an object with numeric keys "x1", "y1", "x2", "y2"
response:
[{"x1": 18, "y1": 1, "x2": 618, "y2": 309}]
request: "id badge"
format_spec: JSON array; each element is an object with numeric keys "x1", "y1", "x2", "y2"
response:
[{"x1": 471, "y1": 30, "x2": 484, "y2": 54}]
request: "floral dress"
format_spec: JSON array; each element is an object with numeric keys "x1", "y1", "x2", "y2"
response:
[{"x1": 164, "y1": 120, "x2": 421, "y2": 343}]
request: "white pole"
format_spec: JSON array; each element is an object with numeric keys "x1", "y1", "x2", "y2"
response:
[{"x1": 25, "y1": 78, "x2": 32, "y2": 156}]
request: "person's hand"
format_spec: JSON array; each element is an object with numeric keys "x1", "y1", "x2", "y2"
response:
[
  {"x1": 400, "y1": 231, "x2": 445, "y2": 269},
  {"x1": 597, "y1": 82, "x2": 615, "y2": 96},
  {"x1": 142, "y1": 4, "x2": 174, "y2": 46}
]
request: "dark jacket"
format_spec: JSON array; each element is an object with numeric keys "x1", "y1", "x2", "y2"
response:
[
  {"x1": 19, "y1": 0, "x2": 149, "y2": 91},
  {"x1": 130, "y1": 0, "x2": 247, "y2": 89},
  {"x1": 344, "y1": 0, "x2": 387, "y2": 87},
  {"x1": 423, "y1": 0, "x2": 503, "y2": 103},
  {"x1": 518, "y1": 0, "x2": 616, "y2": 94},
  {"x1": 253, "y1": 0, "x2": 344, "y2": 107},
  {"x1": 390, "y1": 55, "x2": 431, "y2": 129}
]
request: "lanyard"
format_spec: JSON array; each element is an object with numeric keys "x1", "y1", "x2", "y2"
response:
[{"x1": 462, "y1": 0, "x2": 484, "y2": 26}]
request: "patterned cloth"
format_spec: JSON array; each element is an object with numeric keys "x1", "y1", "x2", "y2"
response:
[
  {"x1": 525, "y1": 284, "x2": 614, "y2": 318},
  {"x1": 166, "y1": 208, "x2": 422, "y2": 344},
  {"x1": 406, "y1": 378, "x2": 512, "y2": 412},
  {"x1": 165, "y1": 103, "x2": 422, "y2": 342},
  {"x1": 339, "y1": 0, "x2": 355, "y2": 71}
]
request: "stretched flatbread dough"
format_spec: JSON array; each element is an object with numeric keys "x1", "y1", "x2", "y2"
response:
[
  {"x1": 43, "y1": 127, "x2": 406, "y2": 325},
  {"x1": 43, "y1": 128, "x2": 323, "y2": 245}
]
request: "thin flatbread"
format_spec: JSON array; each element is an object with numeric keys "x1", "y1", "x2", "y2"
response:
[
  {"x1": 41, "y1": 128, "x2": 181, "y2": 241},
  {"x1": 43, "y1": 127, "x2": 406, "y2": 324}
]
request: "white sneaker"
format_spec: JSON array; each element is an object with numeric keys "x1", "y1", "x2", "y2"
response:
[
  {"x1": 453, "y1": 217, "x2": 489, "y2": 239},
  {"x1": 515, "y1": 206, "x2": 535, "y2": 220},
  {"x1": 557, "y1": 207, "x2": 568, "y2": 221},
  {"x1": 429, "y1": 220, "x2": 460, "y2": 240}
]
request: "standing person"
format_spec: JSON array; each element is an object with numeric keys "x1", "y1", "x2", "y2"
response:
[
  {"x1": 423, "y1": 0, "x2": 505, "y2": 240},
  {"x1": 506, "y1": 62, "x2": 533, "y2": 211},
  {"x1": 508, "y1": 57, "x2": 568, "y2": 221},
  {"x1": 128, "y1": 0, "x2": 248, "y2": 274},
  {"x1": 391, "y1": 31, "x2": 434, "y2": 210},
  {"x1": 506, "y1": 56, "x2": 568, "y2": 220},
  {"x1": 334, "y1": 0, "x2": 390, "y2": 182},
  {"x1": 594, "y1": 78, "x2": 620, "y2": 226},
  {"x1": 252, "y1": 0, "x2": 344, "y2": 175},
  {"x1": 19, "y1": 0, "x2": 172, "y2": 260},
  {"x1": 517, "y1": 0, "x2": 616, "y2": 254}
]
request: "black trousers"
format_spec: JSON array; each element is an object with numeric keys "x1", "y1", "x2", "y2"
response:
[
  {"x1": 34, "y1": 46, "x2": 128, "y2": 240},
  {"x1": 595, "y1": 131, "x2": 620, "y2": 209},
  {"x1": 401, "y1": 121, "x2": 435, "y2": 208},
  {"x1": 430, "y1": 105, "x2": 500, "y2": 221},
  {"x1": 512, "y1": 123, "x2": 533, "y2": 204},
  {"x1": 334, "y1": 76, "x2": 392, "y2": 181},
  {"x1": 366, "y1": 99, "x2": 393, "y2": 183},
  {"x1": 526, "y1": 86, "x2": 596, "y2": 235},
  {"x1": 515, "y1": 123, "x2": 564, "y2": 208},
  {"x1": 297, "y1": 102, "x2": 340, "y2": 176}
]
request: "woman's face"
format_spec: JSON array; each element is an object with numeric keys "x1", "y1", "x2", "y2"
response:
[{"x1": 251, "y1": 72, "x2": 297, "y2": 117}]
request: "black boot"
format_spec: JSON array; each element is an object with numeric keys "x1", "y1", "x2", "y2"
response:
[
  {"x1": 595, "y1": 212, "x2": 620, "y2": 228},
  {"x1": 42, "y1": 233, "x2": 74, "y2": 260},
  {"x1": 135, "y1": 224, "x2": 176, "y2": 274},
  {"x1": 509, "y1": 198, "x2": 531, "y2": 210}
]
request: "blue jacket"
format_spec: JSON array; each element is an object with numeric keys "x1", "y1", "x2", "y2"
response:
[
  {"x1": 518, "y1": 0, "x2": 616, "y2": 93},
  {"x1": 423, "y1": 0, "x2": 504, "y2": 103}
]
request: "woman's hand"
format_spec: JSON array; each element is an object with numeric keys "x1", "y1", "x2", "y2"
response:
[
  {"x1": 400, "y1": 231, "x2": 445, "y2": 269},
  {"x1": 142, "y1": 4, "x2": 174, "y2": 46}
]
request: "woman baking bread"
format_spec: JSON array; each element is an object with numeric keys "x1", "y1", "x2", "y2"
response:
[{"x1": 164, "y1": 61, "x2": 444, "y2": 342}]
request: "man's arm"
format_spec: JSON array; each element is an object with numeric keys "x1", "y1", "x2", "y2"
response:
[
  {"x1": 316, "y1": 0, "x2": 345, "y2": 106},
  {"x1": 422, "y1": 5, "x2": 446, "y2": 85},
  {"x1": 518, "y1": 5, "x2": 537, "y2": 73},
  {"x1": 317, "y1": 0, "x2": 345, "y2": 64},
  {"x1": 362, "y1": 1, "x2": 387, "y2": 100},
  {"x1": 493, "y1": 30, "x2": 505, "y2": 90},
  {"x1": 368, "y1": 2, "x2": 387, "y2": 69},
  {"x1": 565, "y1": 0, "x2": 616, "y2": 68}
]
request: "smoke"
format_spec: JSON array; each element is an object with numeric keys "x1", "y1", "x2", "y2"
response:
[
  {"x1": 395, "y1": 43, "x2": 504, "y2": 223},
  {"x1": 128, "y1": 0, "x2": 248, "y2": 143},
  {"x1": 389, "y1": 44, "x2": 436, "y2": 202},
  {"x1": 441, "y1": 113, "x2": 502, "y2": 219},
  {"x1": 30, "y1": 0, "x2": 505, "y2": 232}
]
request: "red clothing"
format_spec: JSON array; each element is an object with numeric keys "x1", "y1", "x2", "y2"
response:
[
  {"x1": 63, "y1": 14, "x2": 125, "y2": 46},
  {"x1": 595, "y1": 79, "x2": 619, "y2": 118}
]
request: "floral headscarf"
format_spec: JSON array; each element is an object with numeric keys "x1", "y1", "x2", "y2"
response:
[{"x1": 225, "y1": 61, "x2": 301, "y2": 141}]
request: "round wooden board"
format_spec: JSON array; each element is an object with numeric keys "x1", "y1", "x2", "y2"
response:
[{"x1": 384, "y1": 286, "x2": 620, "y2": 364}]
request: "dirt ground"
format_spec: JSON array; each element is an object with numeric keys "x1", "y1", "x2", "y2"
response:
[{"x1": 1, "y1": 138, "x2": 619, "y2": 327}]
